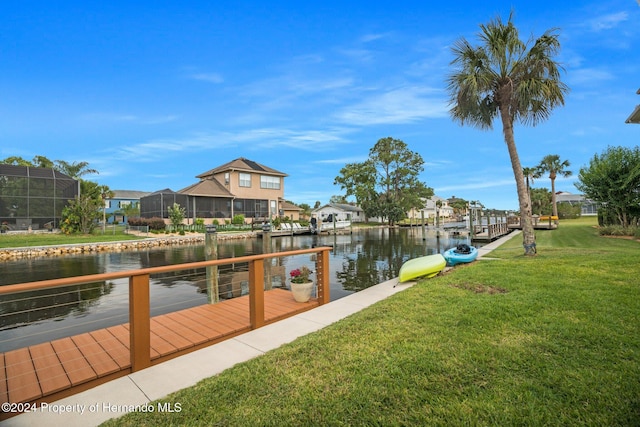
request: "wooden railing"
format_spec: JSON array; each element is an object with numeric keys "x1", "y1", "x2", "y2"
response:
[
  {"x1": 487, "y1": 222, "x2": 509, "y2": 240},
  {"x1": 0, "y1": 247, "x2": 332, "y2": 373}
]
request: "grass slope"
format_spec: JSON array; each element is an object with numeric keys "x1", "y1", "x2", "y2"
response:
[
  {"x1": 104, "y1": 217, "x2": 639, "y2": 426},
  {"x1": 0, "y1": 231, "x2": 146, "y2": 248}
]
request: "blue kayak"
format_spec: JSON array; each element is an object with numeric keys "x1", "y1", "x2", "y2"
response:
[{"x1": 443, "y1": 245, "x2": 478, "y2": 266}]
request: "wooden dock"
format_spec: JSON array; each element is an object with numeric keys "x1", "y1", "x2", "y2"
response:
[
  {"x1": 507, "y1": 216, "x2": 558, "y2": 230},
  {"x1": 0, "y1": 246, "x2": 332, "y2": 420},
  {"x1": 257, "y1": 222, "x2": 311, "y2": 238},
  {"x1": 471, "y1": 222, "x2": 512, "y2": 242},
  {"x1": 0, "y1": 289, "x2": 319, "y2": 414}
]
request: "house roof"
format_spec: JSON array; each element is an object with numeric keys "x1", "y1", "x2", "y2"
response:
[
  {"x1": 626, "y1": 104, "x2": 640, "y2": 124},
  {"x1": 196, "y1": 157, "x2": 287, "y2": 179},
  {"x1": 147, "y1": 188, "x2": 176, "y2": 195},
  {"x1": 313, "y1": 203, "x2": 363, "y2": 213},
  {"x1": 626, "y1": 88, "x2": 640, "y2": 124},
  {"x1": 281, "y1": 200, "x2": 302, "y2": 211},
  {"x1": 110, "y1": 190, "x2": 151, "y2": 199},
  {"x1": 178, "y1": 179, "x2": 234, "y2": 198}
]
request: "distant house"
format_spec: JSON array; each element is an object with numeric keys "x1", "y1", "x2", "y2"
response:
[
  {"x1": 407, "y1": 195, "x2": 454, "y2": 221},
  {"x1": 625, "y1": 88, "x2": 640, "y2": 124},
  {"x1": 280, "y1": 200, "x2": 303, "y2": 221},
  {"x1": 0, "y1": 164, "x2": 79, "y2": 231},
  {"x1": 104, "y1": 190, "x2": 150, "y2": 224},
  {"x1": 555, "y1": 191, "x2": 598, "y2": 216},
  {"x1": 312, "y1": 203, "x2": 367, "y2": 223},
  {"x1": 140, "y1": 158, "x2": 287, "y2": 223}
]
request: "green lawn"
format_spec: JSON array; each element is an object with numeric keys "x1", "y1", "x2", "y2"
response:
[
  {"x1": 0, "y1": 229, "x2": 146, "y2": 248},
  {"x1": 101, "y1": 217, "x2": 637, "y2": 426}
]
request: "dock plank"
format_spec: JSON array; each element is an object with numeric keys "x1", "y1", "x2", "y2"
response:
[
  {"x1": 29, "y1": 342, "x2": 71, "y2": 395},
  {"x1": 89, "y1": 329, "x2": 130, "y2": 369},
  {"x1": 0, "y1": 354, "x2": 7, "y2": 404},
  {"x1": 51, "y1": 338, "x2": 97, "y2": 385},
  {"x1": 150, "y1": 319, "x2": 189, "y2": 353},
  {"x1": 166, "y1": 311, "x2": 221, "y2": 341},
  {"x1": 4, "y1": 348, "x2": 41, "y2": 403},
  {"x1": 0, "y1": 288, "x2": 319, "y2": 414},
  {"x1": 71, "y1": 334, "x2": 120, "y2": 377}
]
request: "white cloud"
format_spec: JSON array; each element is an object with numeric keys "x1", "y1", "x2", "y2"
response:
[
  {"x1": 80, "y1": 113, "x2": 178, "y2": 125},
  {"x1": 189, "y1": 72, "x2": 224, "y2": 83},
  {"x1": 360, "y1": 33, "x2": 389, "y2": 43},
  {"x1": 436, "y1": 178, "x2": 516, "y2": 193},
  {"x1": 336, "y1": 86, "x2": 448, "y2": 125},
  {"x1": 567, "y1": 68, "x2": 614, "y2": 86},
  {"x1": 586, "y1": 11, "x2": 628, "y2": 31},
  {"x1": 314, "y1": 155, "x2": 369, "y2": 165}
]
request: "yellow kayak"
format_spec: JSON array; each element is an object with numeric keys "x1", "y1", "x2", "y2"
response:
[{"x1": 398, "y1": 254, "x2": 446, "y2": 282}]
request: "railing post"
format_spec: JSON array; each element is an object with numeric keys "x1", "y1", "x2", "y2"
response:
[
  {"x1": 129, "y1": 273, "x2": 151, "y2": 372},
  {"x1": 249, "y1": 259, "x2": 265, "y2": 329},
  {"x1": 315, "y1": 249, "x2": 331, "y2": 305}
]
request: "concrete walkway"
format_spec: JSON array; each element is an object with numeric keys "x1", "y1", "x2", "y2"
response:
[
  {"x1": 477, "y1": 230, "x2": 521, "y2": 259},
  {"x1": 3, "y1": 231, "x2": 518, "y2": 427}
]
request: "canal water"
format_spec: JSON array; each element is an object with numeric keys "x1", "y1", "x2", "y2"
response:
[{"x1": 0, "y1": 227, "x2": 476, "y2": 352}]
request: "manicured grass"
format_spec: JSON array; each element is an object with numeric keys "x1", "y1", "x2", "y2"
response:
[
  {"x1": 0, "y1": 229, "x2": 146, "y2": 248},
  {"x1": 103, "y1": 217, "x2": 640, "y2": 426}
]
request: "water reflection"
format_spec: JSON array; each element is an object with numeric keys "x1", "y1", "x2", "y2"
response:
[{"x1": 0, "y1": 227, "x2": 474, "y2": 351}]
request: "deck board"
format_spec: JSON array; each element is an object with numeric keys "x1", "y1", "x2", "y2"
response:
[
  {"x1": 0, "y1": 288, "x2": 318, "y2": 415},
  {"x1": 71, "y1": 334, "x2": 120, "y2": 377},
  {"x1": 89, "y1": 329, "x2": 131, "y2": 369},
  {"x1": 29, "y1": 342, "x2": 71, "y2": 395},
  {"x1": 51, "y1": 338, "x2": 98, "y2": 385},
  {"x1": 5, "y1": 348, "x2": 41, "y2": 403},
  {"x1": 0, "y1": 354, "x2": 7, "y2": 405}
]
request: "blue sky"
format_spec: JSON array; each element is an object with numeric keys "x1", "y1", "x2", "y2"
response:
[{"x1": 1, "y1": 1, "x2": 639, "y2": 210}]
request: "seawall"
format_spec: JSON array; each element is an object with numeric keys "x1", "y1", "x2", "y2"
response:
[{"x1": 0, "y1": 232, "x2": 257, "y2": 261}]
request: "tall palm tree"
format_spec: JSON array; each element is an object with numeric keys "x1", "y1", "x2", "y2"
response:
[
  {"x1": 54, "y1": 160, "x2": 99, "y2": 179},
  {"x1": 537, "y1": 154, "x2": 571, "y2": 221},
  {"x1": 523, "y1": 166, "x2": 541, "y2": 211},
  {"x1": 446, "y1": 12, "x2": 568, "y2": 255}
]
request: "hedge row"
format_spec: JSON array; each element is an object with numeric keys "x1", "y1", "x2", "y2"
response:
[{"x1": 127, "y1": 217, "x2": 167, "y2": 231}]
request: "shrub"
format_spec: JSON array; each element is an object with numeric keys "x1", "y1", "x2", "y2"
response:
[
  {"x1": 168, "y1": 203, "x2": 186, "y2": 228},
  {"x1": 126, "y1": 217, "x2": 166, "y2": 231},
  {"x1": 232, "y1": 214, "x2": 245, "y2": 225},
  {"x1": 598, "y1": 225, "x2": 639, "y2": 237}
]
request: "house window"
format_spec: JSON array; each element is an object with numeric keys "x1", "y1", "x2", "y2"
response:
[
  {"x1": 239, "y1": 173, "x2": 251, "y2": 187},
  {"x1": 260, "y1": 175, "x2": 280, "y2": 190},
  {"x1": 224, "y1": 172, "x2": 230, "y2": 185}
]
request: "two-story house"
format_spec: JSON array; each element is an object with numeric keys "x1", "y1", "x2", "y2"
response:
[
  {"x1": 406, "y1": 195, "x2": 454, "y2": 222},
  {"x1": 140, "y1": 158, "x2": 287, "y2": 223}
]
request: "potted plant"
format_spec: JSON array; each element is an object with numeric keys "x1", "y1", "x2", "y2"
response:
[{"x1": 289, "y1": 266, "x2": 314, "y2": 302}]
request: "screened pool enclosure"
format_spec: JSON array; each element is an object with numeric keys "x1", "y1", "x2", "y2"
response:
[{"x1": 0, "y1": 165, "x2": 79, "y2": 231}]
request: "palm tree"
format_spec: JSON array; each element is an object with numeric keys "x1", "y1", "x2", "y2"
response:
[
  {"x1": 537, "y1": 154, "x2": 571, "y2": 221},
  {"x1": 55, "y1": 160, "x2": 99, "y2": 179},
  {"x1": 523, "y1": 166, "x2": 541, "y2": 211},
  {"x1": 446, "y1": 12, "x2": 568, "y2": 255}
]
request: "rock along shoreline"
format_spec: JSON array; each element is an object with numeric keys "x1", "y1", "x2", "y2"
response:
[{"x1": 0, "y1": 232, "x2": 257, "y2": 262}]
